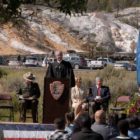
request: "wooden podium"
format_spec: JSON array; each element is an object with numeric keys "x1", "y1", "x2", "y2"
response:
[{"x1": 43, "y1": 78, "x2": 70, "y2": 124}]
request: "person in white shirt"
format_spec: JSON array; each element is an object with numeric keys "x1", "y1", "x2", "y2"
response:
[{"x1": 71, "y1": 76, "x2": 87, "y2": 116}]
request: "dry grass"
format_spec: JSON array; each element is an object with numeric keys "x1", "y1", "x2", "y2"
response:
[{"x1": 0, "y1": 66, "x2": 137, "y2": 123}]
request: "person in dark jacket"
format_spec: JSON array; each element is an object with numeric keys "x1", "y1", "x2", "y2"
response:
[
  {"x1": 91, "y1": 110, "x2": 119, "y2": 140},
  {"x1": 48, "y1": 117, "x2": 71, "y2": 140},
  {"x1": 71, "y1": 112, "x2": 103, "y2": 140},
  {"x1": 45, "y1": 51, "x2": 75, "y2": 88},
  {"x1": 17, "y1": 72, "x2": 40, "y2": 123},
  {"x1": 111, "y1": 119, "x2": 134, "y2": 140},
  {"x1": 88, "y1": 77, "x2": 111, "y2": 115}
]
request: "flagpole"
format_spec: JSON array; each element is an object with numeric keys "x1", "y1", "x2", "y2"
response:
[{"x1": 136, "y1": 30, "x2": 140, "y2": 86}]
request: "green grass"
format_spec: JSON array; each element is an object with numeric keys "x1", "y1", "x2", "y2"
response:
[{"x1": 0, "y1": 66, "x2": 137, "y2": 123}]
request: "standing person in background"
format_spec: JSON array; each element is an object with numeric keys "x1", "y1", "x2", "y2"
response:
[
  {"x1": 71, "y1": 76, "x2": 87, "y2": 117},
  {"x1": 22, "y1": 56, "x2": 26, "y2": 63},
  {"x1": 17, "y1": 55, "x2": 22, "y2": 67},
  {"x1": 88, "y1": 77, "x2": 110, "y2": 115},
  {"x1": 17, "y1": 55, "x2": 21, "y2": 62},
  {"x1": 45, "y1": 50, "x2": 75, "y2": 88}
]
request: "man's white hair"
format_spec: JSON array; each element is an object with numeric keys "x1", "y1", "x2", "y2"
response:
[{"x1": 95, "y1": 77, "x2": 102, "y2": 82}]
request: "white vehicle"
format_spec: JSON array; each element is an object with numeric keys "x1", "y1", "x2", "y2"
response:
[
  {"x1": 42, "y1": 56, "x2": 56, "y2": 67},
  {"x1": 8, "y1": 60, "x2": 20, "y2": 66},
  {"x1": 24, "y1": 56, "x2": 39, "y2": 67},
  {"x1": 87, "y1": 60, "x2": 104, "y2": 69},
  {"x1": 97, "y1": 57, "x2": 115, "y2": 66},
  {"x1": 113, "y1": 63, "x2": 125, "y2": 70}
]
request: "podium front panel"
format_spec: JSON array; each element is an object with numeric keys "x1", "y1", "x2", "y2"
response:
[{"x1": 43, "y1": 78, "x2": 70, "y2": 123}]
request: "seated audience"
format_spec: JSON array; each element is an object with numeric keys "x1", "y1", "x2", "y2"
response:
[
  {"x1": 88, "y1": 77, "x2": 110, "y2": 115},
  {"x1": 91, "y1": 110, "x2": 118, "y2": 140},
  {"x1": 111, "y1": 119, "x2": 134, "y2": 140},
  {"x1": 48, "y1": 117, "x2": 71, "y2": 140},
  {"x1": 108, "y1": 113, "x2": 119, "y2": 132},
  {"x1": 71, "y1": 76, "x2": 87, "y2": 116},
  {"x1": 72, "y1": 115, "x2": 82, "y2": 134},
  {"x1": 128, "y1": 115, "x2": 140, "y2": 140},
  {"x1": 71, "y1": 112, "x2": 103, "y2": 140},
  {"x1": 65, "y1": 112, "x2": 75, "y2": 135}
]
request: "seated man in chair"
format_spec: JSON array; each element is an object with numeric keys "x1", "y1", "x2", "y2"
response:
[
  {"x1": 17, "y1": 72, "x2": 40, "y2": 123},
  {"x1": 88, "y1": 77, "x2": 110, "y2": 116}
]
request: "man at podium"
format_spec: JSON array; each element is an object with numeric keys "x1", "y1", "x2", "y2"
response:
[
  {"x1": 46, "y1": 51, "x2": 75, "y2": 88},
  {"x1": 43, "y1": 51, "x2": 75, "y2": 123}
]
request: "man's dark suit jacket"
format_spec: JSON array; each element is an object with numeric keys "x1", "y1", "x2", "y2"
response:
[
  {"x1": 89, "y1": 85, "x2": 111, "y2": 110},
  {"x1": 46, "y1": 60, "x2": 75, "y2": 87},
  {"x1": 71, "y1": 128, "x2": 103, "y2": 140},
  {"x1": 91, "y1": 122, "x2": 119, "y2": 140}
]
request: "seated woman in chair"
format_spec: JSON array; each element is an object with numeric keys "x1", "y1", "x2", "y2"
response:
[
  {"x1": 17, "y1": 72, "x2": 40, "y2": 123},
  {"x1": 71, "y1": 76, "x2": 87, "y2": 117}
]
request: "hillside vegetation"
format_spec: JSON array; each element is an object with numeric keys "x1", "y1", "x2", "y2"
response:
[
  {"x1": 87, "y1": 0, "x2": 140, "y2": 12},
  {"x1": 0, "y1": 0, "x2": 139, "y2": 55}
]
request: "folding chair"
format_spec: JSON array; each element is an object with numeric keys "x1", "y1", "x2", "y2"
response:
[
  {"x1": 110, "y1": 95, "x2": 130, "y2": 114},
  {"x1": 0, "y1": 94, "x2": 14, "y2": 121}
]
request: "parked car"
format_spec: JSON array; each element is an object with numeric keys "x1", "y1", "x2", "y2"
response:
[
  {"x1": 114, "y1": 62, "x2": 136, "y2": 71},
  {"x1": 97, "y1": 57, "x2": 115, "y2": 66},
  {"x1": 87, "y1": 60, "x2": 104, "y2": 69},
  {"x1": 8, "y1": 59, "x2": 21, "y2": 66},
  {"x1": 113, "y1": 63, "x2": 126, "y2": 70},
  {"x1": 23, "y1": 56, "x2": 39, "y2": 67},
  {"x1": 63, "y1": 55, "x2": 87, "y2": 69},
  {"x1": 124, "y1": 63, "x2": 136, "y2": 71},
  {"x1": 85, "y1": 58, "x2": 92, "y2": 64}
]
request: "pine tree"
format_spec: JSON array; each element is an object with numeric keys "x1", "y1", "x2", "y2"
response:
[{"x1": 0, "y1": 0, "x2": 88, "y2": 22}]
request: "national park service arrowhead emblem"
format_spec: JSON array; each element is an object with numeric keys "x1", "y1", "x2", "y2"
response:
[{"x1": 50, "y1": 81, "x2": 64, "y2": 100}]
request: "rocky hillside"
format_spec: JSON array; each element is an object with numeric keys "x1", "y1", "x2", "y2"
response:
[{"x1": 0, "y1": 5, "x2": 139, "y2": 55}]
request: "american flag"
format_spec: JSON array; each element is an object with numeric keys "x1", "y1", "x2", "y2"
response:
[{"x1": 0, "y1": 122, "x2": 55, "y2": 140}]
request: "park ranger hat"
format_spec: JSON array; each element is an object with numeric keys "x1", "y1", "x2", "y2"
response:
[{"x1": 23, "y1": 72, "x2": 36, "y2": 82}]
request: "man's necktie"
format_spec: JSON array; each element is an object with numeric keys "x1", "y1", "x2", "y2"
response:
[{"x1": 97, "y1": 87, "x2": 101, "y2": 96}]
